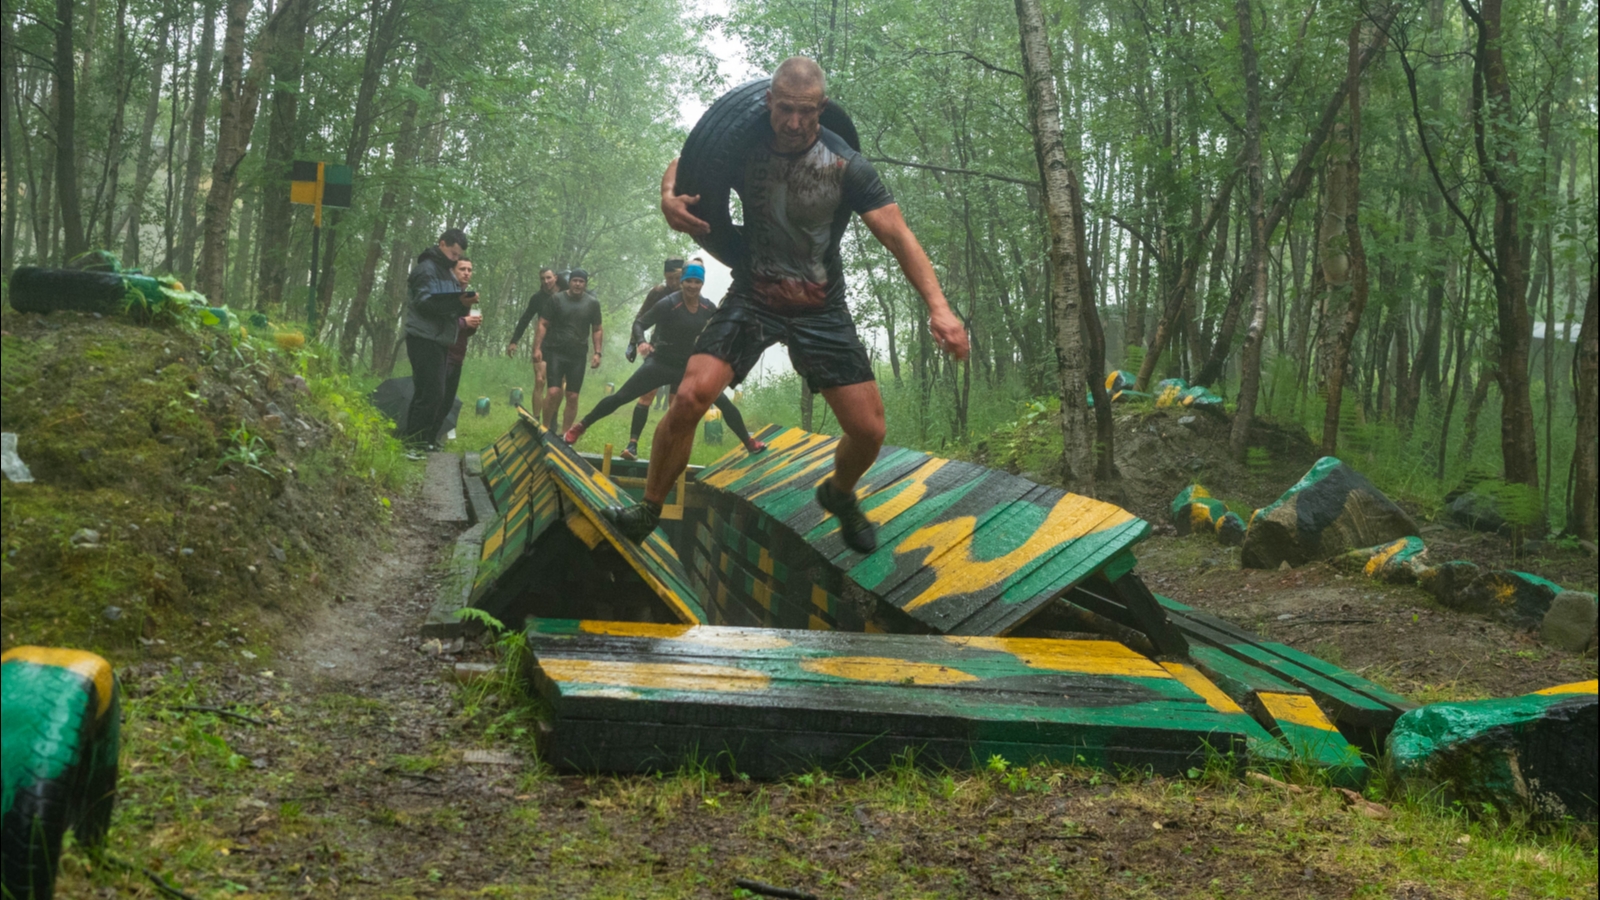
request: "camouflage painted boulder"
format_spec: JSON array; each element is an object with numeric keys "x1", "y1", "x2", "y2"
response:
[
  {"x1": 1178, "y1": 384, "x2": 1225, "y2": 410},
  {"x1": 1455, "y1": 570, "x2": 1564, "y2": 628},
  {"x1": 1387, "y1": 680, "x2": 1598, "y2": 822},
  {"x1": 1340, "y1": 536, "x2": 1429, "y2": 584},
  {"x1": 1240, "y1": 458, "x2": 1418, "y2": 570},
  {"x1": 1104, "y1": 370, "x2": 1134, "y2": 394},
  {"x1": 1171, "y1": 485, "x2": 1227, "y2": 536},
  {"x1": 2, "y1": 647, "x2": 122, "y2": 900},
  {"x1": 1214, "y1": 511, "x2": 1246, "y2": 547},
  {"x1": 1419, "y1": 559, "x2": 1483, "y2": 606},
  {"x1": 1153, "y1": 378, "x2": 1189, "y2": 408},
  {"x1": 1540, "y1": 591, "x2": 1598, "y2": 653}
]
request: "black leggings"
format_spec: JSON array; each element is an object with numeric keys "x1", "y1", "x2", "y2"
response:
[{"x1": 580, "y1": 356, "x2": 752, "y2": 443}]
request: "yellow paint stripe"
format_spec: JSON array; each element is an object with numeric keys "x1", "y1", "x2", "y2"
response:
[
  {"x1": 1, "y1": 647, "x2": 115, "y2": 717},
  {"x1": 811, "y1": 584, "x2": 829, "y2": 611},
  {"x1": 1363, "y1": 539, "x2": 1409, "y2": 577},
  {"x1": 800, "y1": 656, "x2": 979, "y2": 685},
  {"x1": 580, "y1": 621, "x2": 692, "y2": 638},
  {"x1": 539, "y1": 658, "x2": 769, "y2": 693},
  {"x1": 565, "y1": 510, "x2": 604, "y2": 549},
  {"x1": 1161, "y1": 662, "x2": 1245, "y2": 713},
  {"x1": 1533, "y1": 679, "x2": 1598, "y2": 696},
  {"x1": 899, "y1": 494, "x2": 1135, "y2": 612},
  {"x1": 700, "y1": 430, "x2": 828, "y2": 488},
  {"x1": 946, "y1": 636, "x2": 1169, "y2": 677},
  {"x1": 809, "y1": 614, "x2": 831, "y2": 630},
  {"x1": 864, "y1": 459, "x2": 948, "y2": 525},
  {"x1": 1258, "y1": 692, "x2": 1339, "y2": 732},
  {"x1": 550, "y1": 480, "x2": 701, "y2": 625}
]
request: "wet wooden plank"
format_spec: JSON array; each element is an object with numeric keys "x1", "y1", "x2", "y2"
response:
[{"x1": 523, "y1": 619, "x2": 1278, "y2": 776}]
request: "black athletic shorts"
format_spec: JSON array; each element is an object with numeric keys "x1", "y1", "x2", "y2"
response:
[
  {"x1": 692, "y1": 295, "x2": 874, "y2": 392},
  {"x1": 544, "y1": 350, "x2": 589, "y2": 394}
]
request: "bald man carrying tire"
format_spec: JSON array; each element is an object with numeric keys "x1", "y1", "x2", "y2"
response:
[{"x1": 611, "y1": 56, "x2": 969, "y2": 553}]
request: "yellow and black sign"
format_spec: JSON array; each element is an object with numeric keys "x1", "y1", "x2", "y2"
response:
[{"x1": 289, "y1": 160, "x2": 353, "y2": 211}]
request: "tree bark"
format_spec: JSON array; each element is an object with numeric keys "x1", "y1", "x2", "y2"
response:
[
  {"x1": 1135, "y1": 168, "x2": 1238, "y2": 391},
  {"x1": 52, "y1": 0, "x2": 87, "y2": 260},
  {"x1": 254, "y1": 0, "x2": 313, "y2": 310},
  {"x1": 172, "y1": 1, "x2": 218, "y2": 276},
  {"x1": 1, "y1": 6, "x2": 19, "y2": 272},
  {"x1": 315, "y1": 0, "x2": 407, "y2": 337},
  {"x1": 1566, "y1": 267, "x2": 1597, "y2": 541},
  {"x1": 1016, "y1": 0, "x2": 1093, "y2": 491},
  {"x1": 1070, "y1": 168, "x2": 1115, "y2": 481},
  {"x1": 118, "y1": 3, "x2": 172, "y2": 265},
  {"x1": 196, "y1": 0, "x2": 292, "y2": 300},
  {"x1": 340, "y1": 54, "x2": 432, "y2": 365},
  {"x1": 1318, "y1": 23, "x2": 1372, "y2": 457},
  {"x1": 1227, "y1": 0, "x2": 1270, "y2": 461}
]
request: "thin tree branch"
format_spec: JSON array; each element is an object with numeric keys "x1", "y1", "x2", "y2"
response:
[
  {"x1": 867, "y1": 155, "x2": 1037, "y2": 187},
  {"x1": 908, "y1": 48, "x2": 1024, "y2": 80}
]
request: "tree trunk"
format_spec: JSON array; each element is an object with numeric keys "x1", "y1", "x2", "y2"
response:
[
  {"x1": 1069, "y1": 168, "x2": 1115, "y2": 482},
  {"x1": 1, "y1": 7, "x2": 19, "y2": 272},
  {"x1": 117, "y1": 3, "x2": 171, "y2": 265},
  {"x1": 196, "y1": 0, "x2": 288, "y2": 300},
  {"x1": 1135, "y1": 168, "x2": 1237, "y2": 391},
  {"x1": 314, "y1": 0, "x2": 407, "y2": 338},
  {"x1": 173, "y1": 1, "x2": 218, "y2": 276},
  {"x1": 254, "y1": 0, "x2": 313, "y2": 310},
  {"x1": 1227, "y1": 0, "x2": 1270, "y2": 462},
  {"x1": 1318, "y1": 23, "x2": 1371, "y2": 457},
  {"x1": 1016, "y1": 0, "x2": 1093, "y2": 491},
  {"x1": 52, "y1": 0, "x2": 87, "y2": 261},
  {"x1": 340, "y1": 54, "x2": 432, "y2": 365},
  {"x1": 1566, "y1": 267, "x2": 1597, "y2": 541}
]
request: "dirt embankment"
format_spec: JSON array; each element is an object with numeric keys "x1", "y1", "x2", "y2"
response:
[{"x1": 1, "y1": 310, "x2": 404, "y2": 658}]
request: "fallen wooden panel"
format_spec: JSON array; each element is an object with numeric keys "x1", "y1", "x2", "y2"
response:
[{"x1": 523, "y1": 619, "x2": 1281, "y2": 777}]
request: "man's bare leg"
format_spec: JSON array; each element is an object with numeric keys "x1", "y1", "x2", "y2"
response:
[
  {"x1": 643, "y1": 354, "x2": 735, "y2": 503},
  {"x1": 533, "y1": 360, "x2": 547, "y2": 400},
  {"x1": 562, "y1": 391, "x2": 581, "y2": 432},
  {"x1": 542, "y1": 385, "x2": 563, "y2": 430},
  {"x1": 820, "y1": 381, "x2": 887, "y2": 494}
]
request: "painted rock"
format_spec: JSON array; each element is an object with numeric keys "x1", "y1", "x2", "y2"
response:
[
  {"x1": 1386, "y1": 680, "x2": 1598, "y2": 822},
  {"x1": 1340, "y1": 536, "x2": 1429, "y2": 584},
  {"x1": 1540, "y1": 591, "x2": 1598, "y2": 653},
  {"x1": 1240, "y1": 457, "x2": 1418, "y2": 570},
  {"x1": 2, "y1": 647, "x2": 122, "y2": 900},
  {"x1": 1455, "y1": 570, "x2": 1564, "y2": 628},
  {"x1": 1214, "y1": 511, "x2": 1246, "y2": 547},
  {"x1": 1419, "y1": 559, "x2": 1482, "y2": 606},
  {"x1": 1104, "y1": 369, "x2": 1134, "y2": 394},
  {"x1": 1154, "y1": 378, "x2": 1188, "y2": 408}
]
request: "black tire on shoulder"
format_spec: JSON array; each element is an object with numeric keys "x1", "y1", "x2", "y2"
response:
[{"x1": 676, "y1": 78, "x2": 862, "y2": 266}]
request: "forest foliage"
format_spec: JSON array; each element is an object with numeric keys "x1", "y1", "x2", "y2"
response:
[{"x1": 1, "y1": 0, "x2": 1595, "y2": 535}]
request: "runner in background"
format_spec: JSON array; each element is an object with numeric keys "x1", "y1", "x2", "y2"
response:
[
  {"x1": 563, "y1": 264, "x2": 764, "y2": 454},
  {"x1": 620, "y1": 258, "x2": 685, "y2": 459},
  {"x1": 533, "y1": 269, "x2": 602, "y2": 433},
  {"x1": 507, "y1": 266, "x2": 561, "y2": 401}
]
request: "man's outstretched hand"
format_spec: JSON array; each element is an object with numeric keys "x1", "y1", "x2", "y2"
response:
[
  {"x1": 930, "y1": 307, "x2": 970, "y2": 361},
  {"x1": 660, "y1": 158, "x2": 710, "y2": 236}
]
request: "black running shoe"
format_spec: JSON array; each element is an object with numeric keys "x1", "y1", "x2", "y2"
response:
[
  {"x1": 621, "y1": 441, "x2": 639, "y2": 461},
  {"x1": 816, "y1": 478, "x2": 876, "y2": 553},
  {"x1": 610, "y1": 501, "x2": 661, "y2": 543}
]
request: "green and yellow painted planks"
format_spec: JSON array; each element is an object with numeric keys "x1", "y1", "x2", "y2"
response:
[
  {"x1": 693, "y1": 425, "x2": 1150, "y2": 636},
  {"x1": 524, "y1": 619, "x2": 1281, "y2": 777}
]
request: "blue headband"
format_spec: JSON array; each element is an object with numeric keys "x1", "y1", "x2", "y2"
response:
[{"x1": 682, "y1": 264, "x2": 706, "y2": 282}]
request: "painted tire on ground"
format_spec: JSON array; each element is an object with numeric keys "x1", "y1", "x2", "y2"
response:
[
  {"x1": 7, "y1": 267, "x2": 131, "y2": 316},
  {"x1": 675, "y1": 78, "x2": 861, "y2": 267},
  {"x1": 2, "y1": 647, "x2": 122, "y2": 900}
]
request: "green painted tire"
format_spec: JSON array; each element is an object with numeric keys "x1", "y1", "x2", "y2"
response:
[{"x1": 2, "y1": 648, "x2": 122, "y2": 900}]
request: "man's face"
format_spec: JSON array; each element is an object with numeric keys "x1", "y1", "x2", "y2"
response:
[
  {"x1": 766, "y1": 84, "x2": 826, "y2": 153},
  {"x1": 440, "y1": 241, "x2": 464, "y2": 262},
  {"x1": 540, "y1": 270, "x2": 557, "y2": 292},
  {"x1": 665, "y1": 269, "x2": 682, "y2": 288},
  {"x1": 568, "y1": 276, "x2": 588, "y2": 295},
  {"x1": 680, "y1": 278, "x2": 703, "y2": 302},
  {"x1": 454, "y1": 260, "x2": 473, "y2": 285}
]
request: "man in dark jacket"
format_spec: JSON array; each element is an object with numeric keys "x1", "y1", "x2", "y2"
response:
[{"x1": 403, "y1": 227, "x2": 478, "y2": 452}]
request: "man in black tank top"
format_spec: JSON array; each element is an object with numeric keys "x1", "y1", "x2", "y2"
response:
[{"x1": 562, "y1": 264, "x2": 763, "y2": 453}]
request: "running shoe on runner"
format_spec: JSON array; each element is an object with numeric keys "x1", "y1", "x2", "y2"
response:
[{"x1": 816, "y1": 478, "x2": 876, "y2": 553}]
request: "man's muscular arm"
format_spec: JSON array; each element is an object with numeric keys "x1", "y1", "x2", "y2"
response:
[
  {"x1": 860, "y1": 204, "x2": 970, "y2": 360},
  {"x1": 660, "y1": 158, "x2": 710, "y2": 236},
  {"x1": 590, "y1": 327, "x2": 605, "y2": 368}
]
